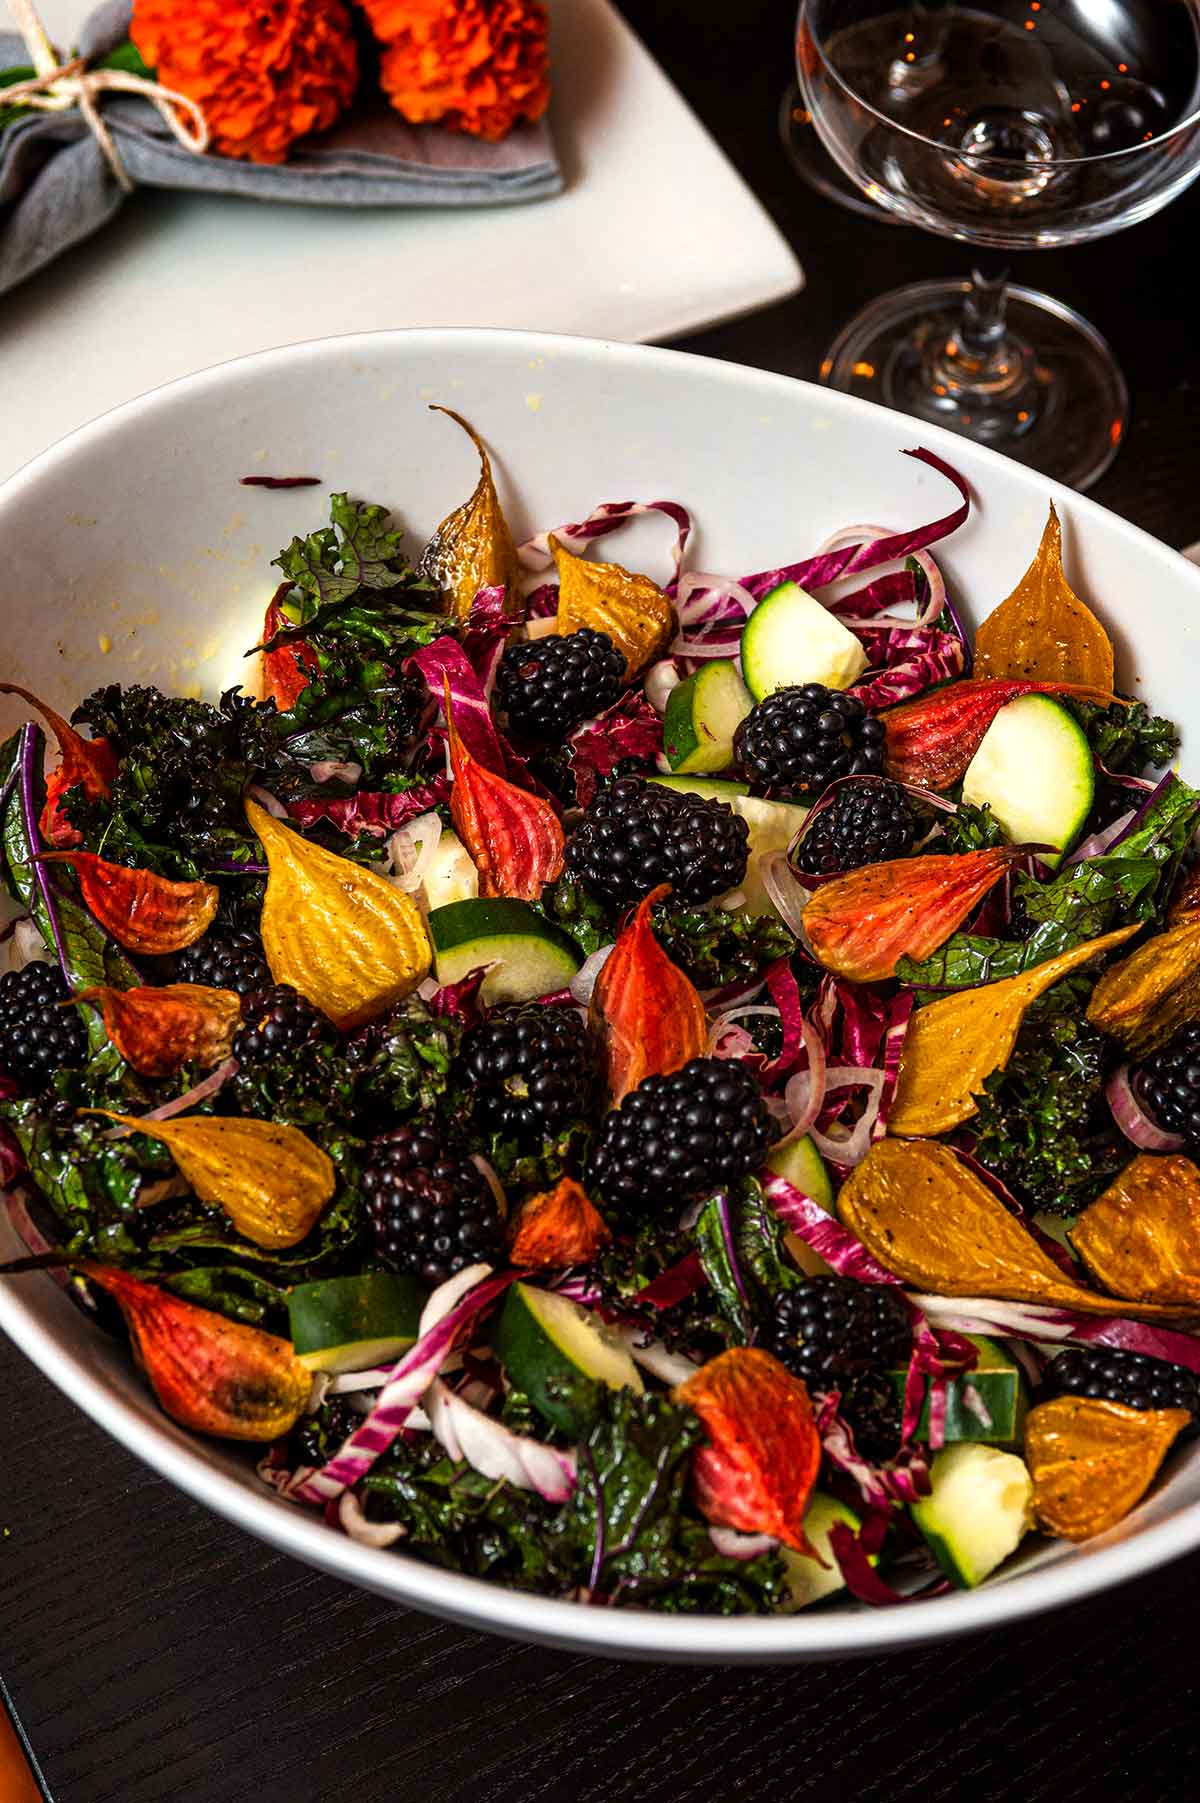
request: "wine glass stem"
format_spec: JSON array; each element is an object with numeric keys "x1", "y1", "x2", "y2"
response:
[{"x1": 928, "y1": 265, "x2": 1035, "y2": 406}]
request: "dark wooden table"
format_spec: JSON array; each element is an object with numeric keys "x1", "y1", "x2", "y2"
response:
[{"x1": 4, "y1": 3, "x2": 1200, "y2": 1797}]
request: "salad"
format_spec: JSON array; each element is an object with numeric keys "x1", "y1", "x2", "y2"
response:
[{"x1": 3, "y1": 410, "x2": 1199, "y2": 1616}]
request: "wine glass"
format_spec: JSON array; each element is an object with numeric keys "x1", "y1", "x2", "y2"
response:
[
  {"x1": 779, "y1": 80, "x2": 902, "y2": 221},
  {"x1": 796, "y1": 0, "x2": 1200, "y2": 489}
]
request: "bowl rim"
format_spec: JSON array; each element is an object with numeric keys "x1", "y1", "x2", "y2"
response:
[{"x1": 3, "y1": 323, "x2": 1200, "y2": 1662}]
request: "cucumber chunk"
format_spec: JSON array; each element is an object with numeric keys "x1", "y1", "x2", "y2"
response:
[
  {"x1": 889, "y1": 1334, "x2": 1029, "y2": 1446},
  {"x1": 779, "y1": 1492, "x2": 865, "y2": 1610},
  {"x1": 722, "y1": 795, "x2": 810, "y2": 917},
  {"x1": 494, "y1": 1281, "x2": 643, "y2": 1436},
  {"x1": 422, "y1": 829, "x2": 479, "y2": 910},
  {"x1": 740, "y1": 580, "x2": 868, "y2": 702},
  {"x1": 663, "y1": 660, "x2": 753, "y2": 773},
  {"x1": 428, "y1": 899, "x2": 581, "y2": 1005},
  {"x1": 766, "y1": 1134, "x2": 836, "y2": 1277},
  {"x1": 911, "y1": 1442, "x2": 1033, "y2": 1588},
  {"x1": 288, "y1": 1273, "x2": 426, "y2": 1374},
  {"x1": 649, "y1": 775, "x2": 750, "y2": 803},
  {"x1": 961, "y1": 694, "x2": 1094, "y2": 869}
]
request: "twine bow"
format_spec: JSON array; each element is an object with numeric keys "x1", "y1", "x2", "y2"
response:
[{"x1": 2, "y1": 0, "x2": 209, "y2": 192}]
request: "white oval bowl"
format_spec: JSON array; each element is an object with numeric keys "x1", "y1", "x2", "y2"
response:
[{"x1": 2, "y1": 328, "x2": 1199, "y2": 1661}]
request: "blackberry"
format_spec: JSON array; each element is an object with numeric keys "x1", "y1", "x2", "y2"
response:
[
  {"x1": 460, "y1": 1005, "x2": 597, "y2": 1145},
  {"x1": 176, "y1": 931, "x2": 270, "y2": 998},
  {"x1": 0, "y1": 961, "x2": 87, "y2": 1088},
  {"x1": 364, "y1": 1122, "x2": 504, "y2": 1286},
  {"x1": 761, "y1": 1277, "x2": 912, "y2": 1459},
  {"x1": 1132, "y1": 1022, "x2": 1200, "y2": 1147},
  {"x1": 734, "y1": 684, "x2": 885, "y2": 797},
  {"x1": 1041, "y1": 1347, "x2": 1200, "y2": 1424},
  {"x1": 795, "y1": 778, "x2": 919, "y2": 876},
  {"x1": 587, "y1": 1056, "x2": 771, "y2": 1218},
  {"x1": 233, "y1": 984, "x2": 327, "y2": 1063},
  {"x1": 496, "y1": 627, "x2": 625, "y2": 742},
  {"x1": 564, "y1": 775, "x2": 749, "y2": 908}
]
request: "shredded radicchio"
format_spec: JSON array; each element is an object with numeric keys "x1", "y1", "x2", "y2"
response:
[{"x1": 239, "y1": 474, "x2": 322, "y2": 489}]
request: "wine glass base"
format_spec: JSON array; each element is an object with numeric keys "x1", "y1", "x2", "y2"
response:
[
  {"x1": 819, "y1": 279, "x2": 1129, "y2": 491},
  {"x1": 779, "y1": 83, "x2": 903, "y2": 223}
]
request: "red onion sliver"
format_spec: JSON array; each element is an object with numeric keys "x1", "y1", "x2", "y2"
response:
[
  {"x1": 141, "y1": 1058, "x2": 239, "y2": 1122},
  {"x1": 708, "y1": 1526, "x2": 779, "y2": 1560},
  {"x1": 1107, "y1": 1064, "x2": 1186, "y2": 1152}
]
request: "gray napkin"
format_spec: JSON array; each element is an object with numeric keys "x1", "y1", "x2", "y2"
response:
[{"x1": 0, "y1": 0, "x2": 562, "y2": 297}]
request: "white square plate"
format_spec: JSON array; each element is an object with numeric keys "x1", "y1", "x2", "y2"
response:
[{"x1": 0, "y1": 0, "x2": 803, "y2": 484}]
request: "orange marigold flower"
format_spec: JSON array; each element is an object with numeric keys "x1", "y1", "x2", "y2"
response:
[
  {"x1": 363, "y1": 0, "x2": 550, "y2": 142},
  {"x1": 131, "y1": 0, "x2": 359, "y2": 165}
]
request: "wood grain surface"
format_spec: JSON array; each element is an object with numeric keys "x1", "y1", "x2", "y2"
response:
[{"x1": 3, "y1": 3, "x2": 1200, "y2": 1797}]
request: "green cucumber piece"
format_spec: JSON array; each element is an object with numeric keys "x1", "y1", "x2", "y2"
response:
[
  {"x1": 493, "y1": 1281, "x2": 643, "y2": 1436},
  {"x1": 1034, "y1": 1210, "x2": 1080, "y2": 1257},
  {"x1": 779, "y1": 1493, "x2": 865, "y2": 1610},
  {"x1": 961, "y1": 694, "x2": 1094, "y2": 869},
  {"x1": 889, "y1": 1334, "x2": 1028, "y2": 1446},
  {"x1": 740, "y1": 580, "x2": 868, "y2": 702},
  {"x1": 428, "y1": 898, "x2": 581, "y2": 1005},
  {"x1": 422, "y1": 829, "x2": 478, "y2": 910},
  {"x1": 911, "y1": 1442, "x2": 1033, "y2": 1588},
  {"x1": 766, "y1": 1134, "x2": 836, "y2": 1277},
  {"x1": 663, "y1": 659, "x2": 753, "y2": 773},
  {"x1": 288, "y1": 1273, "x2": 426, "y2": 1374},
  {"x1": 724, "y1": 795, "x2": 811, "y2": 917},
  {"x1": 649, "y1": 775, "x2": 750, "y2": 803}
]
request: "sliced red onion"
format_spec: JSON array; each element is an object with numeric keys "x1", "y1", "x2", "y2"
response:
[
  {"x1": 1107, "y1": 1063, "x2": 1186, "y2": 1151},
  {"x1": 810, "y1": 1070, "x2": 886, "y2": 1168},
  {"x1": 697, "y1": 975, "x2": 765, "y2": 1011},
  {"x1": 385, "y1": 811, "x2": 443, "y2": 895},
  {"x1": 141, "y1": 1058, "x2": 239, "y2": 1122},
  {"x1": 568, "y1": 943, "x2": 615, "y2": 1006},
  {"x1": 3, "y1": 1186, "x2": 71, "y2": 1285},
  {"x1": 676, "y1": 570, "x2": 758, "y2": 623},
  {"x1": 705, "y1": 1004, "x2": 780, "y2": 1058},
  {"x1": 287, "y1": 1264, "x2": 515, "y2": 1505},
  {"x1": 308, "y1": 759, "x2": 362, "y2": 786},
  {"x1": 469, "y1": 1153, "x2": 508, "y2": 1215},
  {"x1": 614, "y1": 1329, "x2": 701, "y2": 1387},
  {"x1": 247, "y1": 783, "x2": 287, "y2": 819},
  {"x1": 424, "y1": 1378, "x2": 576, "y2": 1503},
  {"x1": 709, "y1": 1021, "x2": 758, "y2": 1063},
  {"x1": 0, "y1": 917, "x2": 49, "y2": 976},
  {"x1": 759, "y1": 850, "x2": 813, "y2": 939},
  {"x1": 326, "y1": 1366, "x2": 393, "y2": 1394},
  {"x1": 1064, "y1": 810, "x2": 1138, "y2": 867},
  {"x1": 338, "y1": 1489, "x2": 406, "y2": 1548},
  {"x1": 708, "y1": 1526, "x2": 778, "y2": 1560},
  {"x1": 643, "y1": 659, "x2": 683, "y2": 715}
]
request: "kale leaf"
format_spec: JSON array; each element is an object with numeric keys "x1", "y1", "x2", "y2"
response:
[
  {"x1": 935, "y1": 800, "x2": 1008, "y2": 854},
  {"x1": 553, "y1": 1390, "x2": 785, "y2": 1613},
  {"x1": 66, "y1": 685, "x2": 277, "y2": 881},
  {"x1": 898, "y1": 775, "x2": 1200, "y2": 990},
  {"x1": 272, "y1": 493, "x2": 438, "y2": 612},
  {"x1": 359, "y1": 1389, "x2": 785, "y2": 1612},
  {"x1": 541, "y1": 876, "x2": 796, "y2": 990},
  {"x1": 585, "y1": 1221, "x2": 731, "y2": 1361},
  {"x1": 970, "y1": 976, "x2": 1126, "y2": 1217},
  {"x1": 1066, "y1": 698, "x2": 1180, "y2": 775}
]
